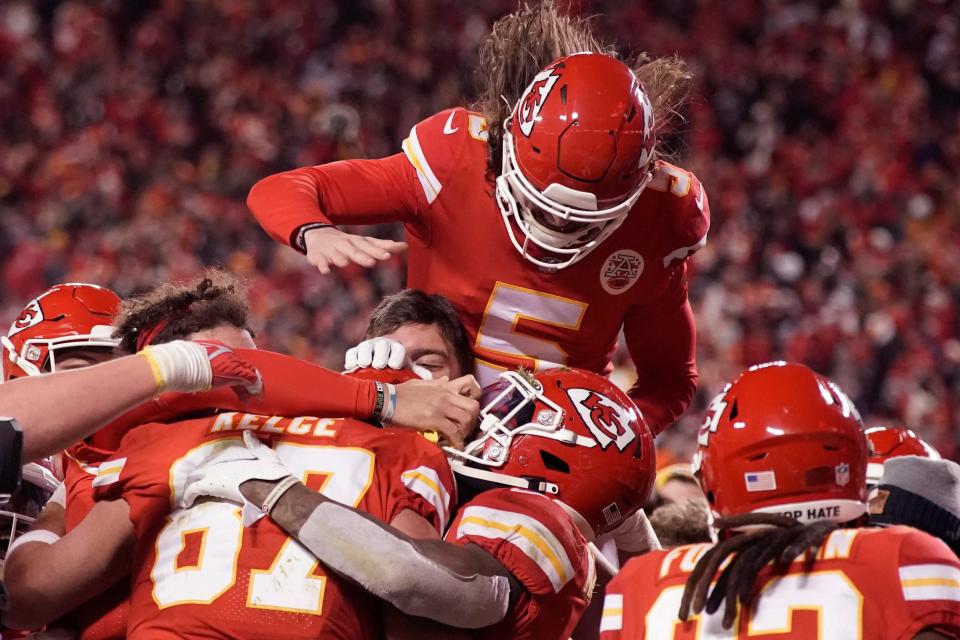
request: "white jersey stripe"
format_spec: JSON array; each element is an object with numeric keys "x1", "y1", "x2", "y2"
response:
[
  {"x1": 91, "y1": 457, "x2": 127, "y2": 487},
  {"x1": 401, "y1": 466, "x2": 452, "y2": 532},
  {"x1": 402, "y1": 125, "x2": 442, "y2": 204},
  {"x1": 457, "y1": 505, "x2": 574, "y2": 592},
  {"x1": 900, "y1": 564, "x2": 960, "y2": 601},
  {"x1": 600, "y1": 593, "x2": 624, "y2": 631}
]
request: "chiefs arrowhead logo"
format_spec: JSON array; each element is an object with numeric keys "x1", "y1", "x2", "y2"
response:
[
  {"x1": 600, "y1": 250, "x2": 644, "y2": 295},
  {"x1": 8, "y1": 299, "x2": 44, "y2": 337},
  {"x1": 516, "y1": 67, "x2": 562, "y2": 138},
  {"x1": 567, "y1": 388, "x2": 636, "y2": 451}
]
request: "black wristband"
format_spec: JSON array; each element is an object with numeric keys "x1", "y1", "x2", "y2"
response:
[
  {"x1": 371, "y1": 381, "x2": 386, "y2": 428},
  {"x1": 292, "y1": 223, "x2": 333, "y2": 253}
]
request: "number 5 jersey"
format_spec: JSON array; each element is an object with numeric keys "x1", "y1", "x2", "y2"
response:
[{"x1": 247, "y1": 107, "x2": 710, "y2": 433}]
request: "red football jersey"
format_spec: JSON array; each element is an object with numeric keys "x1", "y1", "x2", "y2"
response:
[
  {"x1": 248, "y1": 108, "x2": 710, "y2": 433},
  {"x1": 444, "y1": 487, "x2": 596, "y2": 639},
  {"x1": 54, "y1": 348, "x2": 382, "y2": 640},
  {"x1": 600, "y1": 525, "x2": 960, "y2": 639},
  {"x1": 93, "y1": 413, "x2": 455, "y2": 639}
]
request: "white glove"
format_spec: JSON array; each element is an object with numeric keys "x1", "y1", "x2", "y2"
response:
[
  {"x1": 344, "y1": 337, "x2": 407, "y2": 371},
  {"x1": 181, "y1": 432, "x2": 293, "y2": 513}
]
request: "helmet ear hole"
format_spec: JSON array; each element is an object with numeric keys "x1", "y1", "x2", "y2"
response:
[
  {"x1": 706, "y1": 490, "x2": 716, "y2": 505},
  {"x1": 540, "y1": 450, "x2": 571, "y2": 474},
  {"x1": 728, "y1": 400, "x2": 739, "y2": 421}
]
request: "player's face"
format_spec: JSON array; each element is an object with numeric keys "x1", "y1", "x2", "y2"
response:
[
  {"x1": 54, "y1": 347, "x2": 115, "y2": 372},
  {"x1": 380, "y1": 323, "x2": 461, "y2": 379},
  {"x1": 188, "y1": 325, "x2": 256, "y2": 350}
]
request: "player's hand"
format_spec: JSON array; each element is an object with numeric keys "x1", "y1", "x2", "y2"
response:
[
  {"x1": 345, "y1": 337, "x2": 406, "y2": 371},
  {"x1": 304, "y1": 227, "x2": 407, "y2": 275},
  {"x1": 181, "y1": 432, "x2": 292, "y2": 510},
  {"x1": 391, "y1": 377, "x2": 480, "y2": 449},
  {"x1": 139, "y1": 339, "x2": 263, "y2": 396},
  {"x1": 195, "y1": 341, "x2": 263, "y2": 396}
]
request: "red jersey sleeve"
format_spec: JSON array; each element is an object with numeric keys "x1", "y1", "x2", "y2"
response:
[
  {"x1": 89, "y1": 349, "x2": 378, "y2": 452},
  {"x1": 380, "y1": 429, "x2": 456, "y2": 534},
  {"x1": 446, "y1": 488, "x2": 594, "y2": 639},
  {"x1": 620, "y1": 164, "x2": 708, "y2": 434},
  {"x1": 247, "y1": 108, "x2": 472, "y2": 250},
  {"x1": 90, "y1": 423, "x2": 184, "y2": 539},
  {"x1": 62, "y1": 440, "x2": 114, "y2": 531},
  {"x1": 247, "y1": 152, "x2": 423, "y2": 249},
  {"x1": 889, "y1": 525, "x2": 960, "y2": 638},
  {"x1": 622, "y1": 262, "x2": 698, "y2": 434}
]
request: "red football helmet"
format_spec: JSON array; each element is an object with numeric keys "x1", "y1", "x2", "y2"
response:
[
  {"x1": 694, "y1": 362, "x2": 868, "y2": 525},
  {"x1": 497, "y1": 52, "x2": 656, "y2": 269},
  {"x1": 1, "y1": 459, "x2": 61, "y2": 559},
  {"x1": 865, "y1": 426, "x2": 940, "y2": 488},
  {"x1": 1, "y1": 283, "x2": 121, "y2": 380},
  {"x1": 448, "y1": 369, "x2": 656, "y2": 535}
]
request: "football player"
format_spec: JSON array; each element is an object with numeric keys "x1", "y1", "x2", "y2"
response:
[
  {"x1": 247, "y1": 3, "x2": 708, "y2": 436},
  {"x1": 1, "y1": 276, "x2": 478, "y2": 462},
  {"x1": 3, "y1": 274, "x2": 477, "y2": 639},
  {"x1": 345, "y1": 289, "x2": 475, "y2": 380},
  {"x1": 600, "y1": 362, "x2": 960, "y2": 639},
  {"x1": 865, "y1": 425, "x2": 941, "y2": 489},
  {"x1": 4, "y1": 353, "x2": 458, "y2": 638},
  {"x1": 187, "y1": 367, "x2": 658, "y2": 639}
]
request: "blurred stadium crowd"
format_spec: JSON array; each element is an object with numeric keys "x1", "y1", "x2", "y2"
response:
[{"x1": 1, "y1": 0, "x2": 958, "y2": 458}]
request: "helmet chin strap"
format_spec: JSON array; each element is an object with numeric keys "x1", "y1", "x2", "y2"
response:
[{"x1": 451, "y1": 462, "x2": 559, "y2": 496}]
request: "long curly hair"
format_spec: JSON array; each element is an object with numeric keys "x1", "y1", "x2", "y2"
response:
[
  {"x1": 678, "y1": 513, "x2": 840, "y2": 629},
  {"x1": 469, "y1": 1, "x2": 693, "y2": 172},
  {"x1": 112, "y1": 268, "x2": 251, "y2": 354}
]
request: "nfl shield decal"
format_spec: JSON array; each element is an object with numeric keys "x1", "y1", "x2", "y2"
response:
[
  {"x1": 600, "y1": 250, "x2": 644, "y2": 295},
  {"x1": 835, "y1": 462, "x2": 850, "y2": 486}
]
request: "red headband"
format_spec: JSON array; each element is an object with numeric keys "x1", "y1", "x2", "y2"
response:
[{"x1": 135, "y1": 317, "x2": 172, "y2": 352}]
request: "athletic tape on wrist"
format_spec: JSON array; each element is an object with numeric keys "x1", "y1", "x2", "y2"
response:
[
  {"x1": 7, "y1": 529, "x2": 61, "y2": 557},
  {"x1": 139, "y1": 341, "x2": 212, "y2": 393}
]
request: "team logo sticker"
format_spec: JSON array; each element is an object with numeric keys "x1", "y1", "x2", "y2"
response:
[
  {"x1": 8, "y1": 299, "x2": 43, "y2": 337},
  {"x1": 566, "y1": 388, "x2": 636, "y2": 451},
  {"x1": 600, "y1": 250, "x2": 644, "y2": 295},
  {"x1": 516, "y1": 67, "x2": 561, "y2": 137}
]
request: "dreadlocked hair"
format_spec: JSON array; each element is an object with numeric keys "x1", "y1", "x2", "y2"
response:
[
  {"x1": 469, "y1": 0, "x2": 694, "y2": 173},
  {"x1": 679, "y1": 513, "x2": 840, "y2": 629},
  {"x1": 113, "y1": 269, "x2": 250, "y2": 354}
]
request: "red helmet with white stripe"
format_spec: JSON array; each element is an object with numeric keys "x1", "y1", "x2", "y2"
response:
[
  {"x1": 496, "y1": 53, "x2": 656, "y2": 270},
  {"x1": 864, "y1": 426, "x2": 940, "y2": 488},
  {"x1": 694, "y1": 362, "x2": 868, "y2": 525},
  {"x1": 449, "y1": 368, "x2": 655, "y2": 535},
  {"x1": 2, "y1": 283, "x2": 120, "y2": 380}
]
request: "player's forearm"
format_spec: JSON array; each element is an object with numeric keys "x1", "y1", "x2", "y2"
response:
[
  {"x1": 247, "y1": 154, "x2": 419, "y2": 249},
  {"x1": 243, "y1": 480, "x2": 512, "y2": 628},
  {"x1": 3, "y1": 500, "x2": 133, "y2": 629},
  {"x1": 0, "y1": 355, "x2": 157, "y2": 462}
]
